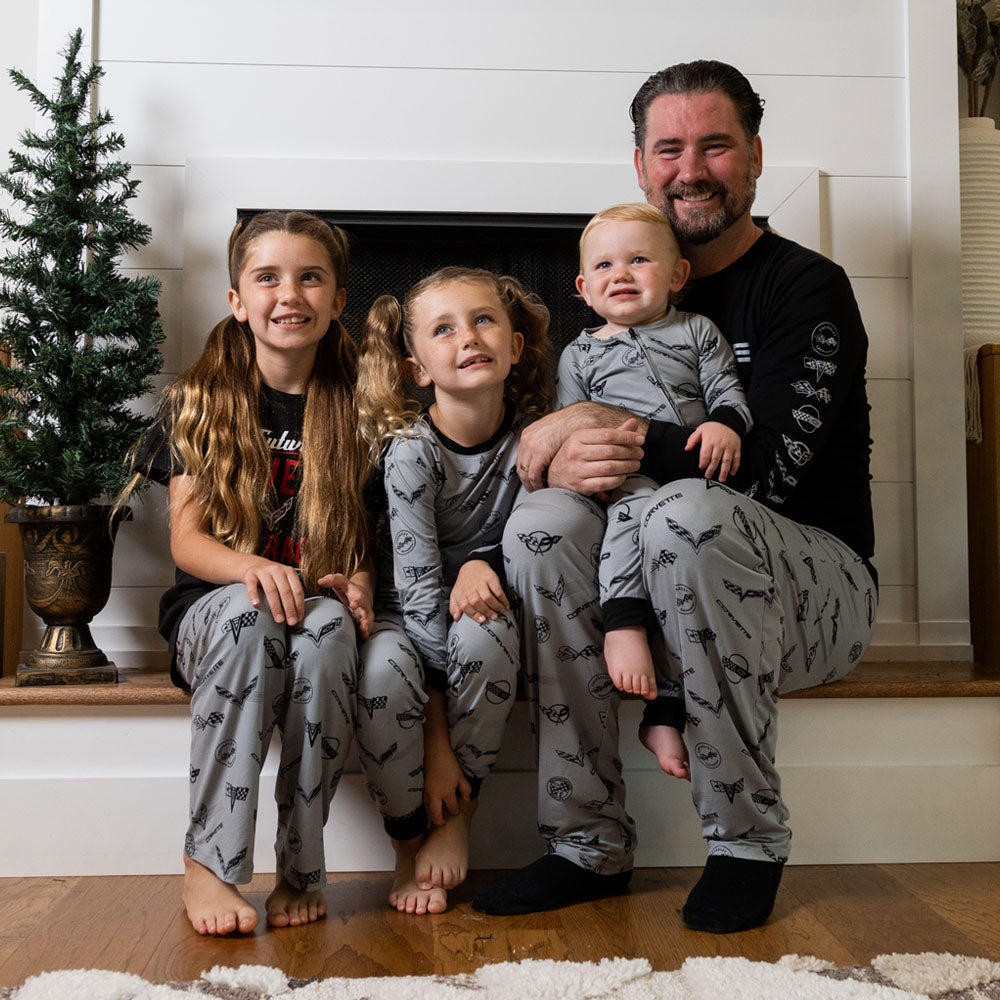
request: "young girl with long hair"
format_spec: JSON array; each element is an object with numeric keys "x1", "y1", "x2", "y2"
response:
[
  {"x1": 124, "y1": 210, "x2": 385, "y2": 935},
  {"x1": 355, "y1": 266, "x2": 553, "y2": 912}
]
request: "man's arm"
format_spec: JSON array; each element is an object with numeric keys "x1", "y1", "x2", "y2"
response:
[
  {"x1": 517, "y1": 402, "x2": 646, "y2": 493},
  {"x1": 642, "y1": 251, "x2": 868, "y2": 508}
]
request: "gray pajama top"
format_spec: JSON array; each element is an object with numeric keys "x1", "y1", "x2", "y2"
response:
[
  {"x1": 555, "y1": 308, "x2": 752, "y2": 435},
  {"x1": 383, "y1": 402, "x2": 525, "y2": 674}
]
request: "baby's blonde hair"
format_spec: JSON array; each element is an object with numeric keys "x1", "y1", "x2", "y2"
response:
[{"x1": 578, "y1": 202, "x2": 682, "y2": 270}]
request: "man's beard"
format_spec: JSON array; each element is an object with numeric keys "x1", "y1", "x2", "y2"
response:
[{"x1": 645, "y1": 162, "x2": 757, "y2": 246}]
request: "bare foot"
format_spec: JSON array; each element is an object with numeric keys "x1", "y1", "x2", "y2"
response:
[
  {"x1": 265, "y1": 876, "x2": 327, "y2": 927},
  {"x1": 389, "y1": 834, "x2": 448, "y2": 914},
  {"x1": 416, "y1": 798, "x2": 477, "y2": 890},
  {"x1": 639, "y1": 724, "x2": 691, "y2": 780},
  {"x1": 604, "y1": 626, "x2": 656, "y2": 699},
  {"x1": 182, "y1": 854, "x2": 258, "y2": 935}
]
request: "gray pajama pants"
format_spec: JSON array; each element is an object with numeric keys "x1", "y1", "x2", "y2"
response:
[
  {"x1": 355, "y1": 610, "x2": 519, "y2": 837},
  {"x1": 441, "y1": 611, "x2": 520, "y2": 785},
  {"x1": 503, "y1": 490, "x2": 637, "y2": 875},
  {"x1": 503, "y1": 478, "x2": 875, "y2": 869},
  {"x1": 601, "y1": 474, "x2": 658, "y2": 606},
  {"x1": 176, "y1": 585, "x2": 358, "y2": 889},
  {"x1": 354, "y1": 614, "x2": 427, "y2": 841}
]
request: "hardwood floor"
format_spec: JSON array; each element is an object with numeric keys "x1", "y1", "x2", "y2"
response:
[{"x1": 0, "y1": 864, "x2": 997, "y2": 986}]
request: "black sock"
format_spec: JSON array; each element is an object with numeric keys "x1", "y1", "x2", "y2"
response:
[
  {"x1": 471, "y1": 854, "x2": 632, "y2": 915},
  {"x1": 681, "y1": 855, "x2": 784, "y2": 933}
]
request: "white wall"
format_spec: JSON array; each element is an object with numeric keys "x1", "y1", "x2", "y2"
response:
[
  {"x1": 1, "y1": 1, "x2": 990, "y2": 879},
  {"x1": 8, "y1": 0, "x2": 967, "y2": 664},
  {"x1": 0, "y1": 2, "x2": 40, "y2": 255}
]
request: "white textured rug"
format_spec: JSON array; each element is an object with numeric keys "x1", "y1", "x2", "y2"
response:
[{"x1": 3, "y1": 953, "x2": 1000, "y2": 999}]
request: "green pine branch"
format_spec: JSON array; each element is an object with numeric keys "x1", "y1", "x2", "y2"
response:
[{"x1": 0, "y1": 28, "x2": 163, "y2": 506}]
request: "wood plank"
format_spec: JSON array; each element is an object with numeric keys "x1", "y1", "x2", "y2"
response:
[
  {"x1": 0, "y1": 876, "x2": 83, "y2": 977},
  {"x1": 616, "y1": 868, "x2": 861, "y2": 968},
  {"x1": 0, "y1": 875, "x2": 179, "y2": 986},
  {"x1": 4, "y1": 661, "x2": 997, "y2": 708},
  {"x1": 781, "y1": 864, "x2": 987, "y2": 962},
  {"x1": 142, "y1": 873, "x2": 281, "y2": 983},
  {"x1": 880, "y1": 863, "x2": 1000, "y2": 959},
  {"x1": 0, "y1": 877, "x2": 80, "y2": 940},
  {"x1": 0, "y1": 670, "x2": 189, "y2": 705},
  {"x1": 784, "y1": 661, "x2": 1000, "y2": 698},
  {"x1": 967, "y1": 345, "x2": 1000, "y2": 675},
  {"x1": 0, "y1": 865, "x2": 998, "y2": 987}
]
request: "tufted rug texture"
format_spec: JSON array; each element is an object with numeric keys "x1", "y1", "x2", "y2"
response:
[{"x1": 3, "y1": 952, "x2": 1000, "y2": 999}]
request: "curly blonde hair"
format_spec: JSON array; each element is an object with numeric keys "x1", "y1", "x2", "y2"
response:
[{"x1": 355, "y1": 266, "x2": 554, "y2": 456}]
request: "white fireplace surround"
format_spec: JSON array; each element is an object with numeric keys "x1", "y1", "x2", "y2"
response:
[{"x1": 182, "y1": 156, "x2": 819, "y2": 366}]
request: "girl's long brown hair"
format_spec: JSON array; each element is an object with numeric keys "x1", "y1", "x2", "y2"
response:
[
  {"x1": 122, "y1": 211, "x2": 370, "y2": 587},
  {"x1": 355, "y1": 266, "x2": 554, "y2": 456}
]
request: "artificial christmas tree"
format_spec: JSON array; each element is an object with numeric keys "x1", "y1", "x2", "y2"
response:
[{"x1": 0, "y1": 29, "x2": 163, "y2": 685}]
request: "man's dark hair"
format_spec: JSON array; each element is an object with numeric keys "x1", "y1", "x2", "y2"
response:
[{"x1": 630, "y1": 60, "x2": 765, "y2": 150}]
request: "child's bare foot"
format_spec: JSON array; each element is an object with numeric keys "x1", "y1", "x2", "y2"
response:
[
  {"x1": 182, "y1": 854, "x2": 258, "y2": 935},
  {"x1": 639, "y1": 724, "x2": 691, "y2": 780},
  {"x1": 389, "y1": 834, "x2": 448, "y2": 914},
  {"x1": 416, "y1": 798, "x2": 477, "y2": 890},
  {"x1": 604, "y1": 626, "x2": 656, "y2": 699},
  {"x1": 265, "y1": 876, "x2": 327, "y2": 927}
]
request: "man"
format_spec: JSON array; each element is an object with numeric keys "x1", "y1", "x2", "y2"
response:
[{"x1": 471, "y1": 60, "x2": 876, "y2": 933}]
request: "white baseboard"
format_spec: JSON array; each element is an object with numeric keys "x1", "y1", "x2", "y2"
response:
[{"x1": 1, "y1": 698, "x2": 997, "y2": 876}]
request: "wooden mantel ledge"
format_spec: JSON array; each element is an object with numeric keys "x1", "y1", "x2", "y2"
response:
[
  {"x1": 0, "y1": 670, "x2": 189, "y2": 706},
  {"x1": 1, "y1": 660, "x2": 998, "y2": 707}
]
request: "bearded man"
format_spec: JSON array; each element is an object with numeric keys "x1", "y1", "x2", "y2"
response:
[{"x1": 473, "y1": 60, "x2": 876, "y2": 934}]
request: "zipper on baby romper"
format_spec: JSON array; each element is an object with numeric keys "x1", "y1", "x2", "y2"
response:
[{"x1": 627, "y1": 327, "x2": 685, "y2": 425}]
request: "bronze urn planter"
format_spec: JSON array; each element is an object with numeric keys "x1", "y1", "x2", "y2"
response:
[
  {"x1": 5, "y1": 504, "x2": 132, "y2": 686},
  {"x1": 0, "y1": 32, "x2": 164, "y2": 687}
]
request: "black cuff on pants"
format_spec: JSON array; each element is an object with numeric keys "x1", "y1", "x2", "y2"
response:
[
  {"x1": 602, "y1": 597, "x2": 651, "y2": 631},
  {"x1": 384, "y1": 803, "x2": 429, "y2": 841},
  {"x1": 640, "y1": 695, "x2": 686, "y2": 733},
  {"x1": 424, "y1": 663, "x2": 448, "y2": 692}
]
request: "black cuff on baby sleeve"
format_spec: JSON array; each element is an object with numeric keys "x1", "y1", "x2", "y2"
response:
[{"x1": 708, "y1": 406, "x2": 749, "y2": 436}]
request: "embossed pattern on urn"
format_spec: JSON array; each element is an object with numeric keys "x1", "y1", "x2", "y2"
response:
[{"x1": 5, "y1": 504, "x2": 131, "y2": 685}]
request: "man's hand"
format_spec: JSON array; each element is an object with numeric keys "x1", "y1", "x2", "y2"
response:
[
  {"x1": 684, "y1": 421, "x2": 741, "y2": 482},
  {"x1": 546, "y1": 417, "x2": 646, "y2": 496},
  {"x1": 517, "y1": 402, "x2": 646, "y2": 491}
]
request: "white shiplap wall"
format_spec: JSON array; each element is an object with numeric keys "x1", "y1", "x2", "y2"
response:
[
  {"x1": 15, "y1": 0, "x2": 965, "y2": 664},
  {"x1": 2, "y1": 0, "x2": 990, "y2": 879}
]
